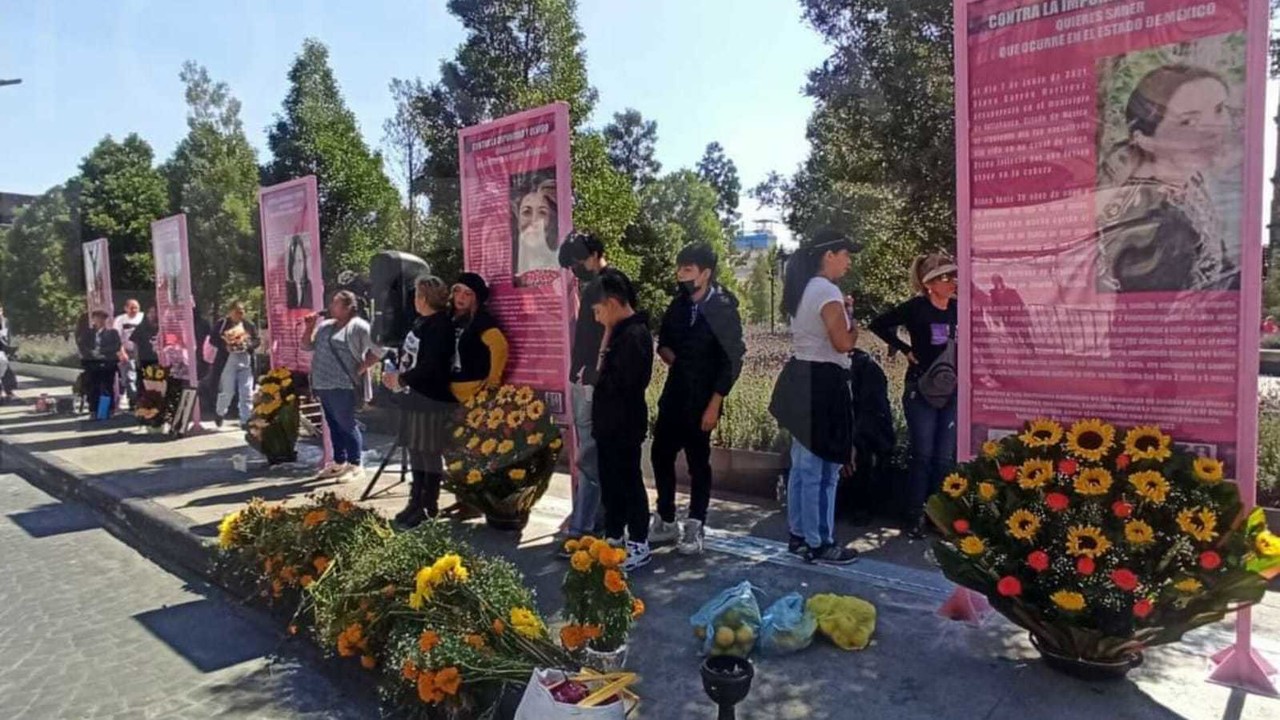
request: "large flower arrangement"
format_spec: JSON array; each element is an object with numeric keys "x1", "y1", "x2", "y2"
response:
[
  {"x1": 245, "y1": 367, "x2": 300, "y2": 464},
  {"x1": 134, "y1": 365, "x2": 183, "y2": 429},
  {"x1": 218, "y1": 496, "x2": 575, "y2": 718},
  {"x1": 560, "y1": 536, "x2": 645, "y2": 656},
  {"x1": 927, "y1": 418, "x2": 1280, "y2": 665},
  {"x1": 443, "y1": 385, "x2": 563, "y2": 529}
]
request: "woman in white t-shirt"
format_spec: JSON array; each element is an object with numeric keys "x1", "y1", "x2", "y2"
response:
[{"x1": 768, "y1": 229, "x2": 860, "y2": 566}]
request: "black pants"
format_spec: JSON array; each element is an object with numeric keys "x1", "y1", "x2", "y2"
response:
[
  {"x1": 84, "y1": 361, "x2": 116, "y2": 415},
  {"x1": 598, "y1": 438, "x2": 648, "y2": 543},
  {"x1": 651, "y1": 411, "x2": 713, "y2": 524}
]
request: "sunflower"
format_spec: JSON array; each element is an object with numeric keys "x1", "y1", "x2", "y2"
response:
[
  {"x1": 1006, "y1": 509, "x2": 1041, "y2": 541},
  {"x1": 509, "y1": 468, "x2": 527, "y2": 482},
  {"x1": 527, "y1": 433, "x2": 544, "y2": 446},
  {"x1": 959, "y1": 536, "x2": 986, "y2": 556},
  {"x1": 514, "y1": 387, "x2": 535, "y2": 406},
  {"x1": 1175, "y1": 507, "x2": 1218, "y2": 543},
  {"x1": 497, "y1": 439, "x2": 515, "y2": 454},
  {"x1": 1128, "y1": 471, "x2": 1170, "y2": 504},
  {"x1": 1019, "y1": 419, "x2": 1064, "y2": 448},
  {"x1": 466, "y1": 409, "x2": 486, "y2": 429},
  {"x1": 1017, "y1": 459, "x2": 1054, "y2": 490},
  {"x1": 527, "y1": 399, "x2": 547, "y2": 420},
  {"x1": 1174, "y1": 578, "x2": 1203, "y2": 593},
  {"x1": 465, "y1": 469, "x2": 483, "y2": 485},
  {"x1": 977, "y1": 482, "x2": 998, "y2": 502},
  {"x1": 1123, "y1": 425, "x2": 1172, "y2": 462},
  {"x1": 981, "y1": 440, "x2": 1001, "y2": 459},
  {"x1": 480, "y1": 439, "x2": 498, "y2": 456},
  {"x1": 1073, "y1": 468, "x2": 1114, "y2": 497},
  {"x1": 466, "y1": 436, "x2": 481, "y2": 450},
  {"x1": 941, "y1": 474, "x2": 969, "y2": 498},
  {"x1": 1193, "y1": 457, "x2": 1224, "y2": 485},
  {"x1": 1065, "y1": 419, "x2": 1115, "y2": 461},
  {"x1": 1050, "y1": 590, "x2": 1086, "y2": 612},
  {"x1": 1065, "y1": 525, "x2": 1112, "y2": 558},
  {"x1": 506, "y1": 410, "x2": 527, "y2": 429},
  {"x1": 1124, "y1": 519, "x2": 1156, "y2": 545}
]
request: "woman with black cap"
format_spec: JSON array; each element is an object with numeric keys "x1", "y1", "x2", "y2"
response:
[
  {"x1": 449, "y1": 272, "x2": 508, "y2": 403},
  {"x1": 769, "y1": 229, "x2": 861, "y2": 566}
]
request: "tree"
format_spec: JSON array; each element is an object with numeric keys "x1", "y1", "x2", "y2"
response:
[
  {"x1": 740, "y1": 249, "x2": 775, "y2": 325},
  {"x1": 70, "y1": 133, "x2": 169, "y2": 298},
  {"x1": 163, "y1": 62, "x2": 261, "y2": 313},
  {"x1": 603, "y1": 108, "x2": 661, "y2": 190},
  {"x1": 264, "y1": 38, "x2": 402, "y2": 283},
  {"x1": 383, "y1": 77, "x2": 430, "y2": 254},
  {"x1": 631, "y1": 170, "x2": 736, "y2": 306},
  {"x1": 2, "y1": 186, "x2": 82, "y2": 332},
  {"x1": 696, "y1": 142, "x2": 741, "y2": 235}
]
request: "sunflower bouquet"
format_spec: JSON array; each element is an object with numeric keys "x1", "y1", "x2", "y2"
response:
[
  {"x1": 134, "y1": 366, "x2": 183, "y2": 429},
  {"x1": 560, "y1": 536, "x2": 645, "y2": 657},
  {"x1": 927, "y1": 418, "x2": 1280, "y2": 666},
  {"x1": 245, "y1": 367, "x2": 300, "y2": 464},
  {"x1": 443, "y1": 384, "x2": 564, "y2": 529}
]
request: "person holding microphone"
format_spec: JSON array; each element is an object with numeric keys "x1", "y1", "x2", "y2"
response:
[{"x1": 303, "y1": 291, "x2": 382, "y2": 482}]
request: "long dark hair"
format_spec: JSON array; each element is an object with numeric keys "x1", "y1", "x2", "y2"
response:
[
  {"x1": 781, "y1": 248, "x2": 824, "y2": 319},
  {"x1": 1101, "y1": 64, "x2": 1227, "y2": 183}
]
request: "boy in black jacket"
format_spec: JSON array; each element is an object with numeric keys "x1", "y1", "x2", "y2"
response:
[
  {"x1": 591, "y1": 268, "x2": 655, "y2": 572},
  {"x1": 650, "y1": 243, "x2": 746, "y2": 555}
]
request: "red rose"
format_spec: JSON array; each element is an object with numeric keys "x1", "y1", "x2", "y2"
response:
[
  {"x1": 1133, "y1": 598, "x2": 1154, "y2": 619},
  {"x1": 1110, "y1": 568, "x2": 1139, "y2": 592},
  {"x1": 1027, "y1": 550, "x2": 1050, "y2": 572},
  {"x1": 998, "y1": 465, "x2": 1017, "y2": 482},
  {"x1": 1116, "y1": 454, "x2": 1131, "y2": 470},
  {"x1": 1111, "y1": 500, "x2": 1133, "y2": 519},
  {"x1": 952, "y1": 519, "x2": 971, "y2": 534},
  {"x1": 1199, "y1": 551, "x2": 1222, "y2": 570},
  {"x1": 1045, "y1": 493, "x2": 1070, "y2": 512},
  {"x1": 1057, "y1": 459, "x2": 1078, "y2": 476},
  {"x1": 1076, "y1": 556, "x2": 1096, "y2": 575},
  {"x1": 997, "y1": 576, "x2": 1023, "y2": 597}
]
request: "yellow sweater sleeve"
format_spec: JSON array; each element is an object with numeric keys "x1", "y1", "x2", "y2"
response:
[{"x1": 481, "y1": 328, "x2": 508, "y2": 387}]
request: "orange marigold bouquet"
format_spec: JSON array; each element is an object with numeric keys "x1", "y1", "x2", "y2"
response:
[
  {"x1": 927, "y1": 418, "x2": 1280, "y2": 665},
  {"x1": 560, "y1": 536, "x2": 645, "y2": 656}
]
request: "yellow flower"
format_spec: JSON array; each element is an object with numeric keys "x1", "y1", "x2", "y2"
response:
[
  {"x1": 497, "y1": 440, "x2": 515, "y2": 455},
  {"x1": 1128, "y1": 471, "x2": 1170, "y2": 504},
  {"x1": 550, "y1": 438, "x2": 563, "y2": 451},
  {"x1": 941, "y1": 474, "x2": 968, "y2": 498},
  {"x1": 1073, "y1": 468, "x2": 1113, "y2": 496},
  {"x1": 977, "y1": 482, "x2": 998, "y2": 502},
  {"x1": 527, "y1": 400, "x2": 546, "y2": 420},
  {"x1": 466, "y1": 469, "x2": 483, "y2": 485},
  {"x1": 1254, "y1": 531, "x2": 1280, "y2": 556},
  {"x1": 1175, "y1": 507, "x2": 1218, "y2": 543},
  {"x1": 453, "y1": 427, "x2": 465, "y2": 439},
  {"x1": 217, "y1": 511, "x2": 241, "y2": 549},
  {"x1": 510, "y1": 607, "x2": 545, "y2": 638},
  {"x1": 488, "y1": 408, "x2": 505, "y2": 425},
  {"x1": 604, "y1": 569, "x2": 628, "y2": 593},
  {"x1": 506, "y1": 410, "x2": 526, "y2": 429},
  {"x1": 527, "y1": 433, "x2": 545, "y2": 446},
  {"x1": 598, "y1": 546, "x2": 625, "y2": 570},
  {"x1": 632, "y1": 598, "x2": 646, "y2": 619},
  {"x1": 959, "y1": 536, "x2": 986, "y2": 556},
  {"x1": 564, "y1": 539, "x2": 580, "y2": 553},
  {"x1": 1193, "y1": 457, "x2": 1224, "y2": 485},
  {"x1": 1125, "y1": 520, "x2": 1156, "y2": 545},
  {"x1": 466, "y1": 436, "x2": 481, "y2": 450},
  {"x1": 480, "y1": 439, "x2": 498, "y2": 456},
  {"x1": 1051, "y1": 590, "x2": 1086, "y2": 612},
  {"x1": 1065, "y1": 419, "x2": 1115, "y2": 462},
  {"x1": 1174, "y1": 578, "x2": 1203, "y2": 593},
  {"x1": 509, "y1": 468, "x2": 527, "y2": 482},
  {"x1": 465, "y1": 409, "x2": 485, "y2": 429},
  {"x1": 448, "y1": 461, "x2": 463, "y2": 472},
  {"x1": 1006, "y1": 510, "x2": 1040, "y2": 541},
  {"x1": 1019, "y1": 419, "x2": 1064, "y2": 448},
  {"x1": 981, "y1": 440, "x2": 1000, "y2": 459},
  {"x1": 515, "y1": 387, "x2": 535, "y2": 406},
  {"x1": 260, "y1": 382, "x2": 281, "y2": 396},
  {"x1": 1018, "y1": 459, "x2": 1054, "y2": 490},
  {"x1": 570, "y1": 551, "x2": 593, "y2": 572},
  {"x1": 1065, "y1": 525, "x2": 1112, "y2": 558},
  {"x1": 1124, "y1": 425, "x2": 1172, "y2": 462}
]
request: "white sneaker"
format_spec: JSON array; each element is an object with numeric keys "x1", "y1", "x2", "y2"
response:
[
  {"x1": 622, "y1": 540, "x2": 651, "y2": 572},
  {"x1": 341, "y1": 465, "x2": 364, "y2": 483},
  {"x1": 649, "y1": 514, "x2": 681, "y2": 545},
  {"x1": 677, "y1": 519, "x2": 705, "y2": 555},
  {"x1": 316, "y1": 463, "x2": 347, "y2": 479}
]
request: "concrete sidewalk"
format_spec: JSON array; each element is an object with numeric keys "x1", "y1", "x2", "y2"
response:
[{"x1": 3, "y1": 373, "x2": 1280, "y2": 720}]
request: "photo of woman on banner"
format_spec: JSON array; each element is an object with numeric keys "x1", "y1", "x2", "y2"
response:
[
  {"x1": 510, "y1": 170, "x2": 560, "y2": 283},
  {"x1": 1095, "y1": 36, "x2": 1245, "y2": 294},
  {"x1": 159, "y1": 250, "x2": 184, "y2": 307},
  {"x1": 286, "y1": 234, "x2": 314, "y2": 309},
  {"x1": 84, "y1": 243, "x2": 108, "y2": 312}
]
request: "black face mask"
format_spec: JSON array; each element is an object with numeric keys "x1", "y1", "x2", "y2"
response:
[
  {"x1": 678, "y1": 279, "x2": 699, "y2": 296},
  {"x1": 573, "y1": 265, "x2": 596, "y2": 282}
]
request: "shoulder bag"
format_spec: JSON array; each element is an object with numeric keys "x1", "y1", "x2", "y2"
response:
[{"x1": 917, "y1": 324, "x2": 957, "y2": 409}]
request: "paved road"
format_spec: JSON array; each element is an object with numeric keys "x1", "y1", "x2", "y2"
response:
[{"x1": 0, "y1": 472, "x2": 372, "y2": 720}]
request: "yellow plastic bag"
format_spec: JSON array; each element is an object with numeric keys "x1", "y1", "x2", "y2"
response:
[{"x1": 805, "y1": 594, "x2": 876, "y2": 651}]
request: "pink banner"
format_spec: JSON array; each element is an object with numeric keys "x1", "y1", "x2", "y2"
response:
[
  {"x1": 258, "y1": 176, "x2": 324, "y2": 373},
  {"x1": 83, "y1": 238, "x2": 113, "y2": 317},
  {"x1": 458, "y1": 102, "x2": 575, "y2": 426},
  {"x1": 955, "y1": 0, "x2": 1266, "y2": 488},
  {"x1": 150, "y1": 214, "x2": 199, "y2": 385}
]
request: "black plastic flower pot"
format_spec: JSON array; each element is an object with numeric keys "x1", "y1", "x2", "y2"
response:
[{"x1": 701, "y1": 655, "x2": 754, "y2": 720}]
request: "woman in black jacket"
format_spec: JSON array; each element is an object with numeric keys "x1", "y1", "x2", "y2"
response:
[
  {"x1": 383, "y1": 276, "x2": 457, "y2": 528},
  {"x1": 130, "y1": 306, "x2": 161, "y2": 398},
  {"x1": 78, "y1": 309, "x2": 123, "y2": 418}
]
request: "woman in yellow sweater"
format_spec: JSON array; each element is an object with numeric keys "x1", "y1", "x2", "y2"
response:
[{"x1": 448, "y1": 273, "x2": 508, "y2": 402}]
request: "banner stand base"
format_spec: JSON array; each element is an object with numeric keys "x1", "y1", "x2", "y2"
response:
[
  {"x1": 1208, "y1": 644, "x2": 1279, "y2": 698},
  {"x1": 936, "y1": 587, "x2": 991, "y2": 626}
]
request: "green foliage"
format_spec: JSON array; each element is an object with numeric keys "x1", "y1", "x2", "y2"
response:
[
  {"x1": 572, "y1": 132, "x2": 641, "y2": 282},
  {"x1": 7, "y1": 334, "x2": 80, "y2": 368},
  {"x1": 71, "y1": 133, "x2": 169, "y2": 297},
  {"x1": 264, "y1": 39, "x2": 402, "y2": 284},
  {"x1": 604, "y1": 108, "x2": 661, "y2": 190},
  {"x1": 2, "y1": 186, "x2": 82, "y2": 332},
  {"x1": 696, "y1": 141, "x2": 741, "y2": 235},
  {"x1": 640, "y1": 170, "x2": 735, "y2": 291},
  {"x1": 740, "y1": 250, "x2": 778, "y2": 325},
  {"x1": 163, "y1": 62, "x2": 262, "y2": 314}
]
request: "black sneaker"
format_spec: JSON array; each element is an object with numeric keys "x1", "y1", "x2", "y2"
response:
[
  {"x1": 787, "y1": 534, "x2": 807, "y2": 556},
  {"x1": 806, "y1": 544, "x2": 859, "y2": 566},
  {"x1": 214, "y1": 414, "x2": 224, "y2": 428}
]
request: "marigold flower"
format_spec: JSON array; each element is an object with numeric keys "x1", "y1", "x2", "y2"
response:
[
  {"x1": 313, "y1": 556, "x2": 331, "y2": 573},
  {"x1": 217, "y1": 511, "x2": 241, "y2": 550},
  {"x1": 632, "y1": 597, "x2": 646, "y2": 619},
  {"x1": 300, "y1": 574, "x2": 315, "y2": 588},
  {"x1": 335, "y1": 500, "x2": 355, "y2": 515},
  {"x1": 466, "y1": 469, "x2": 484, "y2": 485},
  {"x1": 465, "y1": 634, "x2": 487, "y2": 650},
  {"x1": 527, "y1": 432, "x2": 545, "y2": 446},
  {"x1": 582, "y1": 624, "x2": 603, "y2": 640},
  {"x1": 492, "y1": 618, "x2": 506, "y2": 635},
  {"x1": 510, "y1": 607, "x2": 545, "y2": 638},
  {"x1": 481, "y1": 439, "x2": 498, "y2": 455},
  {"x1": 498, "y1": 439, "x2": 516, "y2": 454},
  {"x1": 402, "y1": 660, "x2": 419, "y2": 682},
  {"x1": 418, "y1": 671, "x2": 443, "y2": 703},
  {"x1": 564, "y1": 539, "x2": 580, "y2": 554},
  {"x1": 360, "y1": 655, "x2": 377, "y2": 670},
  {"x1": 419, "y1": 630, "x2": 440, "y2": 653},
  {"x1": 561, "y1": 624, "x2": 586, "y2": 650},
  {"x1": 303, "y1": 509, "x2": 328, "y2": 528},
  {"x1": 599, "y1": 547, "x2": 625, "y2": 569},
  {"x1": 570, "y1": 551, "x2": 593, "y2": 572},
  {"x1": 434, "y1": 666, "x2": 462, "y2": 696}
]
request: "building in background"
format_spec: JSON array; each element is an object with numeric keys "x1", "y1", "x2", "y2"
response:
[
  {"x1": 0, "y1": 192, "x2": 35, "y2": 229},
  {"x1": 732, "y1": 221, "x2": 778, "y2": 282}
]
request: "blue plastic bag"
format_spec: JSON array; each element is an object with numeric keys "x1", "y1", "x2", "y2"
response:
[
  {"x1": 689, "y1": 580, "x2": 762, "y2": 657},
  {"x1": 759, "y1": 592, "x2": 817, "y2": 656}
]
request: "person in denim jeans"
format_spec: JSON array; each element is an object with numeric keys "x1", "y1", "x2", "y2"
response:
[
  {"x1": 303, "y1": 291, "x2": 381, "y2": 482},
  {"x1": 869, "y1": 253, "x2": 958, "y2": 539},
  {"x1": 212, "y1": 300, "x2": 260, "y2": 428}
]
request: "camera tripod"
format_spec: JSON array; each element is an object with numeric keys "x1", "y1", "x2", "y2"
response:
[{"x1": 360, "y1": 409, "x2": 410, "y2": 501}]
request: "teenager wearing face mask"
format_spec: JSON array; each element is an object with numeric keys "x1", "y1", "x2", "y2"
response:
[{"x1": 650, "y1": 243, "x2": 746, "y2": 555}]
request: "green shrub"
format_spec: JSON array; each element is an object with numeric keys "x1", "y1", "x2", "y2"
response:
[{"x1": 11, "y1": 334, "x2": 80, "y2": 368}]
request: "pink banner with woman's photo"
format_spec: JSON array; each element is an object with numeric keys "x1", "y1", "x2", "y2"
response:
[
  {"x1": 150, "y1": 214, "x2": 199, "y2": 385},
  {"x1": 458, "y1": 102, "x2": 575, "y2": 425},
  {"x1": 258, "y1": 175, "x2": 324, "y2": 373},
  {"x1": 955, "y1": 0, "x2": 1266, "y2": 484},
  {"x1": 83, "y1": 238, "x2": 113, "y2": 317}
]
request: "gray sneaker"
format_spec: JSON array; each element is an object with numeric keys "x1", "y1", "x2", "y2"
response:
[
  {"x1": 649, "y1": 514, "x2": 681, "y2": 545},
  {"x1": 806, "y1": 543, "x2": 859, "y2": 566},
  {"x1": 677, "y1": 519, "x2": 705, "y2": 555},
  {"x1": 622, "y1": 540, "x2": 651, "y2": 572}
]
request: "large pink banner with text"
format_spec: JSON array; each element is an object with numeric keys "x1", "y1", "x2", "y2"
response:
[
  {"x1": 150, "y1": 214, "x2": 199, "y2": 384},
  {"x1": 458, "y1": 102, "x2": 575, "y2": 426},
  {"x1": 83, "y1": 238, "x2": 113, "y2": 317},
  {"x1": 956, "y1": 0, "x2": 1267, "y2": 481},
  {"x1": 258, "y1": 176, "x2": 324, "y2": 374}
]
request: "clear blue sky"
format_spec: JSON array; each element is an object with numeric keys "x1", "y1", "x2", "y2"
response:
[{"x1": 0, "y1": 0, "x2": 827, "y2": 237}]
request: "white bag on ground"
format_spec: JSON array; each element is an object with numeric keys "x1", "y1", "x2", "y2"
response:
[{"x1": 514, "y1": 669, "x2": 627, "y2": 720}]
